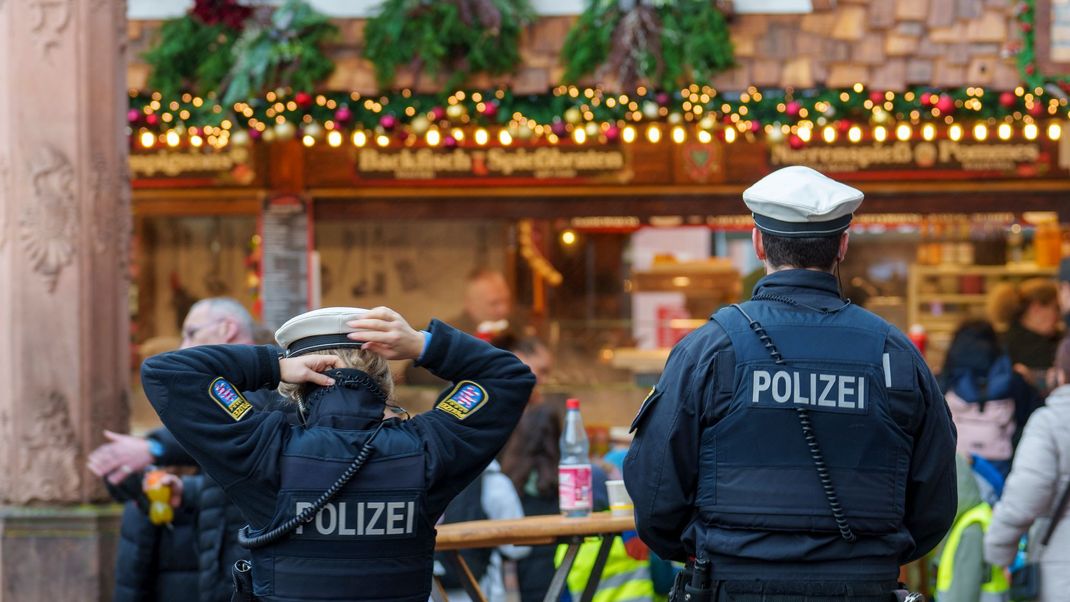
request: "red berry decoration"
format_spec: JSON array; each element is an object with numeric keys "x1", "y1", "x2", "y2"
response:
[
  {"x1": 999, "y1": 91, "x2": 1017, "y2": 108},
  {"x1": 146, "y1": 113, "x2": 159, "y2": 126},
  {"x1": 605, "y1": 125, "x2": 620, "y2": 142},
  {"x1": 784, "y1": 101, "x2": 801, "y2": 117},
  {"x1": 788, "y1": 134, "x2": 805, "y2": 149},
  {"x1": 294, "y1": 92, "x2": 313, "y2": 109},
  {"x1": 1026, "y1": 64, "x2": 1036, "y2": 75},
  {"x1": 836, "y1": 119, "x2": 852, "y2": 134},
  {"x1": 430, "y1": 106, "x2": 447, "y2": 121},
  {"x1": 1021, "y1": 22, "x2": 1033, "y2": 33},
  {"x1": 127, "y1": 109, "x2": 142, "y2": 124},
  {"x1": 869, "y1": 91, "x2": 885, "y2": 104},
  {"x1": 655, "y1": 92, "x2": 670, "y2": 106},
  {"x1": 481, "y1": 101, "x2": 498, "y2": 118},
  {"x1": 749, "y1": 120, "x2": 762, "y2": 133},
  {"x1": 936, "y1": 94, "x2": 955, "y2": 113},
  {"x1": 920, "y1": 92, "x2": 933, "y2": 105},
  {"x1": 1029, "y1": 101, "x2": 1044, "y2": 116},
  {"x1": 443, "y1": 135, "x2": 458, "y2": 149},
  {"x1": 334, "y1": 106, "x2": 352, "y2": 123},
  {"x1": 379, "y1": 114, "x2": 397, "y2": 130},
  {"x1": 551, "y1": 120, "x2": 568, "y2": 137}
]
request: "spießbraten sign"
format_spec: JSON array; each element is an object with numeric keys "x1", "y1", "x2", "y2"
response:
[{"x1": 355, "y1": 146, "x2": 627, "y2": 181}]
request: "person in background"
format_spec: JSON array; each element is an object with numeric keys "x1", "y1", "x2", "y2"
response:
[
  {"x1": 985, "y1": 336, "x2": 1070, "y2": 602},
  {"x1": 988, "y1": 278, "x2": 1062, "y2": 394},
  {"x1": 89, "y1": 297, "x2": 283, "y2": 602},
  {"x1": 932, "y1": 454, "x2": 1008, "y2": 602},
  {"x1": 940, "y1": 320, "x2": 1042, "y2": 478},
  {"x1": 434, "y1": 459, "x2": 530, "y2": 602},
  {"x1": 1057, "y1": 258, "x2": 1070, "y2": 331},
  {"x1": 453, "y1": 269, "x2": 515, "y2": 340}
]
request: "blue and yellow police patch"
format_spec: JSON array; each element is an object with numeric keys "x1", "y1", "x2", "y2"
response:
[
  {"x1": 208, "y1": 377, "x2": 253, "y2": 421},
  {"x1": 436, "y1": 381, "x2": 489, "y2": 420}
]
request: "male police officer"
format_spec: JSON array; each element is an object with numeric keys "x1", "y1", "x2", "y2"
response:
[
  {"x1": 623, "y1": 166, "x2": 957, "y2": 602},
  {"x1": 140, "y1": 306, "x2": 535, "y2": 601}
]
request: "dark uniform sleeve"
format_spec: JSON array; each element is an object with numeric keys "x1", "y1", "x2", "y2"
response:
[
  {"x1": 140, "y1": 344, "x2": 290, "y2": 528},
  {"x1": 623, "y1": 326, "x2": 726, "y2": 561},
  {"x1": 147, "y1": 427, "x2": 195, "y2": 467},
  {"x1": 407, "y1": 319, "x2": 536, "y2": 516},
  {"x1": 893, "y1": 335, "x2": 958, "y2": 562}
]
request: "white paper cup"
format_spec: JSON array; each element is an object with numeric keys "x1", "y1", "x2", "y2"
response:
[{"x1": 607, "y1": 480, "x2": 633, "y2": 516}]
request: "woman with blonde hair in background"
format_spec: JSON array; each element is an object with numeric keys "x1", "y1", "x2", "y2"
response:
[{"x1": 988, "y1": 278, "x2": 1062, "y2": 394}]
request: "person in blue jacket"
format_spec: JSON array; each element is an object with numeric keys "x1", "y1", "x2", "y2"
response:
[
  {"x1": 623, "y1": 166, "x2": 958, "y2": 602},
  {"x1": 140, "y1": 306, "x2": 535, "y2": 602}
]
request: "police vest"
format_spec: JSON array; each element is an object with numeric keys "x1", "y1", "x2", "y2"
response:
[
  {"x1": 555, "y1": 534, "x2": 657, "y2": 602},
  {"x1": 936, "y1": 504, "x2": 1009, "y2": 602},
  {"x1": 706, "y1": 300, "x2": 913, "y2": 537},
  {"x1": 246, "y1": 420, "x2": 436, "y2": 602}
]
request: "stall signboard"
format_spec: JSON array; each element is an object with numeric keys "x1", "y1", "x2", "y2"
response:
[
  {"x1": 353, "y1": 146, "x2": 629, "y2": 182},
  {"x1": 130, "y1": 146, "x2": 262, "y2": 188},
  {"x1": 260, "y1": 195, "x2": 312, "y2": 330},
  {"x1": 768, "y1": 138, "x2": 1064, "y2": 180}
]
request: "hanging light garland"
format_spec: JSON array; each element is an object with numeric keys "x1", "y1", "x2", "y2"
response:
[{"x1": 128, "y1": 83, "x2": 1070, "y2": 150}]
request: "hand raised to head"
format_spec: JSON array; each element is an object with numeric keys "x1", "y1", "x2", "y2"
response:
[
  {"x1": 346, "y1": 306, "x2": 426, "y2": 360},
  {"x1": 279, "y1": 354, "x2": 342, "y2": 386}
]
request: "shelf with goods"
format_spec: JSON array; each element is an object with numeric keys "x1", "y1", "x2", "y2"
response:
[{"x1": 907, "y1": 262, "x2": 1058, "y2": 372}]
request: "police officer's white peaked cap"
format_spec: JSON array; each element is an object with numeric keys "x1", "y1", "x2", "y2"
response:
[
  {"x1": 275, "y1": 307, "x2": 370, "y2": 357},
  {"x1": 743, "y1": 166, "x2": 863, "y2": 238}
]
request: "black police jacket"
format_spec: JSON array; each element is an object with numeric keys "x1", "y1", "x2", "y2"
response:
[
  {"x1": 623, "y1": 269, "x2": 958, "y2": 583},
  {"x1": 141, "y1": 319, "x2": 535, "y2": 602}
]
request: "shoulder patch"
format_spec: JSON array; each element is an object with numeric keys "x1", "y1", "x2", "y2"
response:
[
  {"x1": 436, "y1": 381, "x2": 489, "y2": 420},
  {"x1": 208, "y1": 377, "x2": 253, "y2": 421}
]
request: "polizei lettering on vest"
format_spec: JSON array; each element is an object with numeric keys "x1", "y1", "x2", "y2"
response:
[
  {"x1": 750, "y1": 367, "x2": 867, "y2": 414},
  {"x1": 294, "y1": 500, "x2": 417, "y2": 537}
]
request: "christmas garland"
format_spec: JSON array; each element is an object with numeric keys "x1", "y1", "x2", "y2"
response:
[
  {"x1": 142, "y1": 0, "x2": 336, "y2": 106},
  {"x1": 362, "y1": 0, "x2": 534, "y2": 90},
  {"x1": 1014, "y1": 0, "x2": 1070, "y2": 92},
  {"x1": 129, "y1": 83, "x2": 1067, "y2": 150},
  {"x1": 561, "y1": 0, "x2": 734, "y2": 91}
]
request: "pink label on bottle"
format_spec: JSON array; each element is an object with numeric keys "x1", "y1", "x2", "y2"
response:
[{"x1": 559, "y1": 464, "x2": 593, "y2": 511}]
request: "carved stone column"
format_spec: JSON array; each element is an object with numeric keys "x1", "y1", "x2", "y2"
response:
[{"x1": 0, "y1": 0, "x2": 129, "y2": 599}]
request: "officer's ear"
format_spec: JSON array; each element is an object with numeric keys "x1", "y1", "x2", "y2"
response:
[
  {"x1": 219, "y1": 318, "x2": 240, "y2": 343},
  {"x1": 835, "y1": 230, "x2": 850, "y2": 263},
  {"x1": 752, "y1": 228, "x2": 766, "y2": 261}
]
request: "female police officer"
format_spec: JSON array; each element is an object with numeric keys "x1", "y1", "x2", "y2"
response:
[{"x1": 140, "y1": 306, "x2": 535, "y2": 601}]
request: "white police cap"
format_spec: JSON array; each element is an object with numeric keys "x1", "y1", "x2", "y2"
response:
[
  {"x1": 275, "y1": 307, "x2": 369, "y2": 357},
  {"x1": 743, "y1": 166, "x2": 863, "y2": 238}
]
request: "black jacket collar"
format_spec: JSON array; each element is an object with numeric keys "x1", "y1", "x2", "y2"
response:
[{"x1": 302, "y1": 368, "x2": 386, "y2": 430}]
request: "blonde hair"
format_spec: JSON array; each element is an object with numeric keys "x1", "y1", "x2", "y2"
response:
[
  {"x1": 987, "y1": 278, "x2": 1058, "y2": 330},
  {"x1": 278, "y1": 347, "x2": 394, "y2": 414}
]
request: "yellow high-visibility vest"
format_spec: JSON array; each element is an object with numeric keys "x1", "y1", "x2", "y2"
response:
[
  {"x1": 555, "y1": 535, "x2": 660, "y2": 602},
  {"x1": 936, "y1": 503, "x2": 1009, "y2": 601}
]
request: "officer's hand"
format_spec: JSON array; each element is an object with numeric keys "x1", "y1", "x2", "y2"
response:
[
  {"x1": 346, "y1": 306, "x2": 426, "y2": 360},
  {"x1": 87, "y1": 431, "x2": 154, "y2": 484},
  {"x1": 279, "y1": 355, "x2": 341, "y2": 386}
]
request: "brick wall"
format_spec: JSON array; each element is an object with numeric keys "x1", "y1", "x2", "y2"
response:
[{"x1": 127, "y1": 0, "x2": 1022, "y2": 94}]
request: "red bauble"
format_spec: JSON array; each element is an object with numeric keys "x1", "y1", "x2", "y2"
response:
[
  {"x1": 935, "y1": 95, "x2": 955, "y2": 113},
  {"x1": 146, "y1": 113, "x2": 159, "y2": 126},
  {"x1": 869, "y1": 91, "x2": 885, "y2": 104},
  {"x1": 294, "y1": 92, "x2": 313, "y2": 109},
  {"x1": 920, "y1": 92, "x2": 934, "y2": 105},
  {"x1": 784, "y1": 101, "x2": 801, "y2": 117},
  {"x1": 999, "y1": 91, "x2": 1017, "y2": 108},
  {"x1": 605, "y1": 125, "x2": 620, "y2": 142},
  {"x1": 749, "y1": 120, "x2": 762, "y2": 133},
  {"x1": 1029, "y1": 101, "x2": 1044, "y2": 116},
  {"x1": 443, "y1": 135, "x2": 458, "y2": 149},
  {"x1": 655, "y1": 92, "x2": 671, "y2": 106},
  {"x1": 1026, "y1": 64, "x2": 1036, "y2": 75},
  {"x1": 1021, "y1": 22, "x2": 1033, "y2": 33},
  {"x1": 127, "y1": 109, "x2": 142, "y2": 124},
  {"x1": 551, "y1": 120, "x2": 568, "y2": 137},
  {"x1": 836, "y1": 119, "x2": 852, "y2": 134},
  {"x1": 430, "y1": 106, "x2": 447, "y2": 121},
  {"x1": 788, "y1": 134, "x2": 805, "y2": 149},
  {"x1": 481, "y1": 101, "x2": 498, "y2": 118},
  {"x1": 379, "y1": 114, "x2": 397, "y2": 130},
  {"x1": 249, "y1": 128, "x2": 262, "y2": 140},
  {"x1": 396, "y1": 130, "x2": 410, "y2": 142},
  {"x1": 334, "y1": 106, "x2": 352, "y2": 123}
]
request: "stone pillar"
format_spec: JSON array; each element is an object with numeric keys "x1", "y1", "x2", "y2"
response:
[{"x1": 0, "y1": 0, "x2": 129, "y2": 599}]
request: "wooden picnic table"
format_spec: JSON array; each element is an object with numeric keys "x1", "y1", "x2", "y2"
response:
[{"x1": 434, "y1": 513, "x2": 635, "y2": 602}]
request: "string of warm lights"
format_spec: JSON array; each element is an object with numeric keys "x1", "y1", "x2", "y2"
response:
[{"x1": 129, "y1": 84, "x2": 1070, "y2": 150}]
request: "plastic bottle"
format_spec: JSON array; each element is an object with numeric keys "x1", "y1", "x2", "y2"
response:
[
  {"x1": 145, "y1": 469, "x2": 174, "y2": 526},
  {"x1": 559, "y1": 398, "x2": 593, "y2": 518}
]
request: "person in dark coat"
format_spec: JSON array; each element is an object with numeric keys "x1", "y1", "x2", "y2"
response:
[{"x1": 624, "y1": 166, "x2": 958, "y2": 601}]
